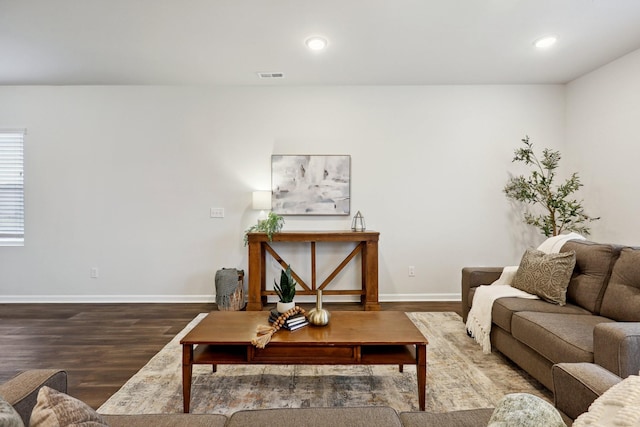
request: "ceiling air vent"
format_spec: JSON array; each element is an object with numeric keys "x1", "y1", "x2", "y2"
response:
[{"x1": 257, "y1": 72, "x2": 285, "y2": 79}]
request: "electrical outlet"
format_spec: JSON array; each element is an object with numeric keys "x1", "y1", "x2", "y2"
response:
[
  {"x1": 408, "y1": 266, "x2": 415, "y2": 277},
  {"x1": 210, "y1": 208, "x2": 224, "y2": 218},
  {"x1": 90, "y1": 267, "x2": 99, "y2": 279}
]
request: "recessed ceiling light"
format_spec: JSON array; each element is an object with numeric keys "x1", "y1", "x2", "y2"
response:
[
  {"x1": 305, "y1": 36, "x2": 328, "y2": 51},
  {"x1": 534, "y1": 35, "x2": 557, "y2": 49}
]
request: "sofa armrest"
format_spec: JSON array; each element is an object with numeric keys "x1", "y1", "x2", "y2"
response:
[
  {"x1": 552, "y1": 363, "x2": 621, "y2": 421},
  {"x1": 594, "y1": 322, "x2": 640, "y2": 378},
  {"x1": 461, "y1": 267, "x2": 503, "y2": 322},
  {"x1": 0, "y1": 369, "x2": 67, "y2": 426}
]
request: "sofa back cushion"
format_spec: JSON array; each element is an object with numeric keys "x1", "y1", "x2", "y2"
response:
[
  {"x1": 561, "y1": 240, "x2": 621, "y2": 314},
  {"x1": 600, "y1": 247, "x2": 640, "y2": 321}
]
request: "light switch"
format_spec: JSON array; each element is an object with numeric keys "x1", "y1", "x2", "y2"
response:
[{"x1": 210, "y1": 208, "x2": 225, "y2": 218}]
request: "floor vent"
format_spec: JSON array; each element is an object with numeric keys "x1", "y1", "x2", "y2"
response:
[{"x1": 257, "y1": 72, "x2": 285, "y2": 79}]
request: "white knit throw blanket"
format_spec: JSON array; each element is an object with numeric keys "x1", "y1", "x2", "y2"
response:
[
  {"x1": 466, "y1": 267, "x2": 538, "y2": 354},
  {"x1": 466, "y1": 233, "x2": 586, "y2": 354}
]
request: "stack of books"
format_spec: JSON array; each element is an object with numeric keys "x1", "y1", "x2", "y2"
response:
[{"x1": 269, "y1": 309, "x2": 309, "y2": 331}]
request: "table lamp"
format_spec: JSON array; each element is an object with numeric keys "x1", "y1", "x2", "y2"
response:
[{"x1": 252, "y1": 191, "x2": 272, "y2": 222}]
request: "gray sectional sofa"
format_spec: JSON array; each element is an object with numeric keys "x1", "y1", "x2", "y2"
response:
[
  {"x1": 1, "y1": 369, "x2": 499, "y2": 427},
  {"x1": 462, "y1": 239, "x2": 640, "y2": 419}
]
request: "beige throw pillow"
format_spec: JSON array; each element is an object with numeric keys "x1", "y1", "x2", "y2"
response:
[
  {"x1": 512, "y1": 248, "x2": 576, "y2": 305},
  {"x1": 30, "y1": 386, "x2": 109, "y2": 427}
]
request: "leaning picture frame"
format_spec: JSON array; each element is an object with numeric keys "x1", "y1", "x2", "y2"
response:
[{"x1": 271, "y1": 155, "x2": 351, "y2": 215}]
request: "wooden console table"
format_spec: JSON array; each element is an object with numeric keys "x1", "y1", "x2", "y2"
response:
[{"x1": 246, "y1": 230, "x2": 380, "y2": 311}]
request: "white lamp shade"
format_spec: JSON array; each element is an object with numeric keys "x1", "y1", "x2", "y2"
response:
[{"x1": 252, "y1": 191, "x2": 272, "y2": 210}]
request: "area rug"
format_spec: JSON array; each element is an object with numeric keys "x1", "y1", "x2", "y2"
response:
[{"x1": 97, "y1": 312, "x2": 549, "y2": 416}]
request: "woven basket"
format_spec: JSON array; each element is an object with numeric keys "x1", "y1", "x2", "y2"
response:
[{"x1": 217, "y1": 271, "x2": 245, "y2": 311}]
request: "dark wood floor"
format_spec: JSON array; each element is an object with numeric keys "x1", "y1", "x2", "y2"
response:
[{"x1": 0, "y1": 301, "x2": 461, "y2": 409}]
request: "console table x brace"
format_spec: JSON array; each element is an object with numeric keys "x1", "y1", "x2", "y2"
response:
[{"x1": 246, "y1": 230, "x2": 381, "y2": 311}]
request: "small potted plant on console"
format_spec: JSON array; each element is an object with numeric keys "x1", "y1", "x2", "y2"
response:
[
  {"x1": 243, "y1": 211, "x2": 285, "y2": 246},
  {"x1": 274, "y1": 264, "x2": 297, "y2": 313}
]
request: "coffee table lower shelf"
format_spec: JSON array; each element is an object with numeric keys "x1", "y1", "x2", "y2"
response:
[{"x1": 182, "y1": 342, "x2": 426, "y2": 412}]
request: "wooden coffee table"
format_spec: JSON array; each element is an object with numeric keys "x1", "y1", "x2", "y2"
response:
[{"x1": 180, "y1": 311, "x2": 428, "y2": 413}]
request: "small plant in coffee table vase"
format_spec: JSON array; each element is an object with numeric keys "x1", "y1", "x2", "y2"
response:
[
  {"x1": 274, "y1": 264, "x2": 297, "y2": 313},
  {"x1": 504, "y1": 135, "x2": 600, "y2": 237}
]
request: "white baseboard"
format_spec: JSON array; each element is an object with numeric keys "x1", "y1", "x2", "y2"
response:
[
  {"x1": 0, "y1": 293, "x2": 461, "y2": 303},
  {"x1": 381, "y1": 293, "x2": 461, "y2": 302}
]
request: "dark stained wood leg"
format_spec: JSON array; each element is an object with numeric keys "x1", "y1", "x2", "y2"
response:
[
  {"x1": 363, "y1": 241, "x2": 381, "y2": 311},
  {"x1": 182, "y1": 344, "x2": 193, "y2": 413},
  {"x1": 212, "y1": 364, "x2": 217, "y2": 373},
  {"x1": 416, "y1": 344, "x2": 427, "y2": 411},
  {"x1": 260, "y1": 244, "x2": 268, "y2": 307},
  {"x1": 399, "y1": 364, "x2": 403, "y2": 372},
  {"x1": 360, "y1": 242, "x2": 367, "y2": 305}
]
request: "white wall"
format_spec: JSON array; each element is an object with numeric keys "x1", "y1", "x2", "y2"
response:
[
  {"x1": 565, "y1": 48, "x2": 640, "y2": 245},
  {"x1": 0, "y1": 85, "x2": 566, "y2": 302}
]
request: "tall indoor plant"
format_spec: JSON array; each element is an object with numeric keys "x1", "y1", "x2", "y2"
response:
[{"x1": 503, "y1": 136, "x2": 599, "y2": 237}]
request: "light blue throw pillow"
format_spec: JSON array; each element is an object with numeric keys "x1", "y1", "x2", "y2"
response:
[
  {"x1": 0, "y1": 395, "x2": 25, "y2": 427},
  {"x1": 488, "y1": 393, "x2": 565, "y2": 427}
]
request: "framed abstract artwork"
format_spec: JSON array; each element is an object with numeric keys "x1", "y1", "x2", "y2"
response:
[{"x1": 271, "y1": 155, "x2": 351, "y2": 215}]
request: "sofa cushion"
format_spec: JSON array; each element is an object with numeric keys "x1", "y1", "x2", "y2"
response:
[
  {"x1": 511, "y1": 312, "x2": 615, "y2": 364},
  {"x1": 400, "y1": 408, "x2": 494, "y2": 427},
  {"x1": 512, "y1": 249, "x2": 576, "y2": 305},
  {"x1": 600, "y1": 247, "x2": 640, "y2": 321},
  {"x1": 561, "y1": 240, "x2": 621, "y2": 314},
  {"x1": 226, "y1": 406, "x2": 402, "y2": 427},
  {"x1": 492, "y1": 298, "x2": 589, "y2": 333},
  {"x1": 103, "y1": 413, "x2": 228, "y2": 427},
  {"x1": 30, "y1": 386, "x2": 109, "y2": 427}
]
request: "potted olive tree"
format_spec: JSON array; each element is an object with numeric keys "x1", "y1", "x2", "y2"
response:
[{"x1": 504, "y1": 136, "x2": 599, "y2": 237}]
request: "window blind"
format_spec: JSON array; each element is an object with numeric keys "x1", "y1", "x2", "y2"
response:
[{"x1": 0, "y1": 130, "x2": 25, "y2": 245}]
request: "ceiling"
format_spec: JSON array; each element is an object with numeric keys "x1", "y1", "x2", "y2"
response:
[{"x1": 2, "y1": 0, "x2": 640, "y2": 86}]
